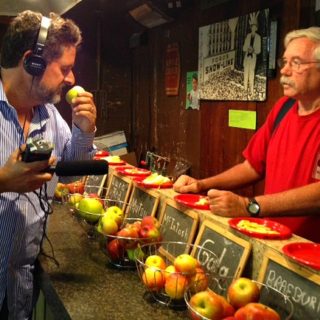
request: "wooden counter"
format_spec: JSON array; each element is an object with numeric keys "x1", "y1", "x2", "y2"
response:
[{"x1": 38, "y1": 168, "x2": 320, "y2": 320}]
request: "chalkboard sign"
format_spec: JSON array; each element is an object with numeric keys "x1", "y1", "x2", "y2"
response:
[
  {"x1": 192, "y1": 220, "x2": 251, "y2": 287},
  {"x1": 125, "y1": 186, "x2": 160, "y2": 219},
  {"x1": 258, "y1": 249, "x2": 320, "y2": 320},
  {"x1": 158, "y1": 199, "x2": 199, "y2": 260},
  {"x1": 84, "y1": 174, "x2": 108, "y2": 196},
  {"x1": 106, "y1": 173, "x2": 132, "y2": 211}
]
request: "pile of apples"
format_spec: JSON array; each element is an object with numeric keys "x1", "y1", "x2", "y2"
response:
[
  {"x1": 54, "y1": 180, "x2": 85, "y2": 201},
  {"x1": 188, "y1": 277, "x2": 281, "y2": 320},
  {"x1": 140, "y1": 253, "x2": 209, "y2": 300},
  {"x1": 55, "y1": 180, "x2": 108, "y2": 224},
  {"x1": 103, "y1": 215, "x2": 163, "y2": 263}
]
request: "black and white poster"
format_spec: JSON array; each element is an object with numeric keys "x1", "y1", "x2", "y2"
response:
[{"x1": 198, "y1": 9, "x2": 269, "y2": 101}]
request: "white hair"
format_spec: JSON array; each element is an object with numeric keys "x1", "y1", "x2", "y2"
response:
[{"x1": 284, "y1": 27, "x2": 320, "y2": 60}]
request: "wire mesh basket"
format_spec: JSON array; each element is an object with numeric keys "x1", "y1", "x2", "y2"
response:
[
  {"x1": 184, "y1": 277, "x2": 294, "y2": 320},
  {"x1": 135, "y1": 241, "x2": 219, "y2": 308}
]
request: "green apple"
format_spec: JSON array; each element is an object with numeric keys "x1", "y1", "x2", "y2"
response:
[
  {"x1": 65, "y1": 85, "x2": 85, "y2": 104},
  {"x1": 77, "y1": 197, "x2": 103, "y2": 223},
  {"x1": 98, "y1": 214, "x2": 119, "y2": 235}
]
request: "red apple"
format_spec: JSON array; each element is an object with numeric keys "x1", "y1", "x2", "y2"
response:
[
  {"x1": 189, "y1": 290, "x2": 224, "y2": 320},
  {"x1": 141, "y1": 215, "x2": 161, "y2": 229},
  {"x1": 142, "y1": 267, "x2": 165, "y2": 291},
  {"x1": 210, "y1": 292, "x2": 235, "y2": 318},
  {"x1": 174, "y1": 254, "x2": 198, "y2": 275},
  {"x1": 227, "y1": 278, "x2": 260, "y2": 309},
  {"x1": 164, "y1": 273, "x2": 189, "y2": 300},
  {"x1": 67, "y1": 180, "x2": 85, "y2": 194},
  {"x1": 145, "y1": 254, "x2": 166, "y2": 270},
  {"x1": 234, "y1": 302, "x2": 280, "y2": 320},
  {"x1": 116, "y1": 226, "x2": 140, "y2": 249},
  {"x1": 106, "y1": 239, "x2": 124, "y2": 261},
  {"x1": 188, "y1": 267, "x2": 209, "y2": 293},
  {"x1": 139, "y1": 224, "x2": 161, "y2": 242}
]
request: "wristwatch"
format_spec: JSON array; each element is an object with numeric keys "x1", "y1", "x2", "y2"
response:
[{"x1": 247, "y1": 198, "x2": 260, "y2": 217}]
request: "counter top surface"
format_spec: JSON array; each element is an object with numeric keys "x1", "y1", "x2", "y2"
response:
[{"x1": 40, "y1": 203, "x2": 188, "y2": 320}]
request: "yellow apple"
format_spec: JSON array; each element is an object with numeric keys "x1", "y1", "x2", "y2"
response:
[{"x1": 65, "y1": 85, "x2": 85, "y2": 104}]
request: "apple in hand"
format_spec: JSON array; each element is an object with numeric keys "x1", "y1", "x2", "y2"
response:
[
  {"x1": 164, "y1": 273, "x2": 189, "y2": 299},
  {"x1": 174, "y1": 253, "x2": 198, "y2": 275},
  {"x1": 77, "y1": 197, "x2": 104, "y2": 223},
  {"x1": 142, "y1": 267, "x2": 165, "y2": 291},
  {"x1": 145, "y1": 254, "x2": 166, "y2": 270},
  {"x1": 65, "y1": 85, "x2": 85, "y2": 104},
  {"x1": 234, "y1": 302, "x2": 280, "y2": 320},
  {"x1": 227, "y1": 277, "x2": 260, "y2": 309},
  {"x1": 189, "y1": 290, "x2": 224, "y2": 320},
  {"x1": 106, "y1": 239, "x2": 124, "y2": 261},
  {"x1": 98, "y1": 215, "x2": 119, "y2": 235}
]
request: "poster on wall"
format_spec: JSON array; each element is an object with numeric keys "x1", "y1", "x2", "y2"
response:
[
  {"x1": 198, "y1": 9, "x2": 269, "y2": 101},
  {"x1": 186, "y1": 71, "x2": 200, "y2": 110}
]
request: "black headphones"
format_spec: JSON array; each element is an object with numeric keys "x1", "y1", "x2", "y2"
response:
[{"x1": 23, "y1": 16, "x2": 52, "y2": 77}]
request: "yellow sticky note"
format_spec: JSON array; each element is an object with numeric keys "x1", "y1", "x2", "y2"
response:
[{"x1": 228, "y1": 110, "x2": 256, "y2": 130}]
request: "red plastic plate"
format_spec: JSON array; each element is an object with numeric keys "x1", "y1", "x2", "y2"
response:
[
  {"x1": 115, "y1": 166, "x2": 151, "y2": 177},
  {"x1": 133, "y1": 176, "x2": 173, "y2": 189},
  {"x1": 228, "y1": 217, "x2": 292, "y2": 240},
  {"x1": 282, "y1": 242, "x2": 320, "y2": 270},
  {"x1": 174, "y1": 194, "x2": 210, "y2": 210}
]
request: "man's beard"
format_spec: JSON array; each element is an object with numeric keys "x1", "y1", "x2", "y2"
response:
[{"x1": 32, "y1": 79, "x2": 63, "y2": 104}]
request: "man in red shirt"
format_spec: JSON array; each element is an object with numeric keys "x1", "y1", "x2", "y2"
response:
[{"x1": 173, "y1": 27, "x2": 320, "y2": 242}]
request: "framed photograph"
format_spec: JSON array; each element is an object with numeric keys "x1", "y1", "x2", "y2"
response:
[{"x1": 198, "y1": 9, "x2": 269, "y2": 101}]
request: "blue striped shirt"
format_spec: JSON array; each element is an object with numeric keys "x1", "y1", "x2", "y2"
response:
[{"x1": 0, "y1": 80, "x2": 96, "y2": 319}]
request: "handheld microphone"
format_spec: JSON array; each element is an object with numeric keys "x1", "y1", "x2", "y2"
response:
[{"x1": 47, "y1": 160, "x2": 108, "y2": 176}]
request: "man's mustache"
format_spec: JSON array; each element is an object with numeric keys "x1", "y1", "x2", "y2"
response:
[{"x1": 280, "y1": 76, "x2": 295, "y2": 87}]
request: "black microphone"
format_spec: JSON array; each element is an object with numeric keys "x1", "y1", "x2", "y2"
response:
[{"x1": 47, "y1": 160, "x2": 108, "y2": 176}]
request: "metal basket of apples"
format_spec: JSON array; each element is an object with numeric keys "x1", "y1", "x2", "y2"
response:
[
  {"x1": 135, "y1": 241, "x2": 219, "y2": 308},
  {"x1": 184, "y1": 276, "x2": 294, "y2": 320},
  {"x1": 61, "y1": 184, "x2": 112, "y2": 236},
  {"x1": 97, "y1": 213, "x2": 163, "y2": 269}
]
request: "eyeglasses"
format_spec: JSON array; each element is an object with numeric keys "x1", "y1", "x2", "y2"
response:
[{"x1": 277, "y1": 58, "x2": 320, "y2": 72}]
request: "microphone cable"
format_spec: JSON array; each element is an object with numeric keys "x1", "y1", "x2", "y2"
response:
[{"x1": 35, "y1": 183, "x2": 60, "y2": 268}]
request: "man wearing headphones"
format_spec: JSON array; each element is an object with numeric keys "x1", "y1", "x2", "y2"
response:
[{"x1": 0, "y1": 10, "x2": 97, "y2": 319}]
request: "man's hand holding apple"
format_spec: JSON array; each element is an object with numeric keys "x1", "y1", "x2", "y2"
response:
[{"x1": 66, "y1": 86, "x2": 97, "y2": 133}]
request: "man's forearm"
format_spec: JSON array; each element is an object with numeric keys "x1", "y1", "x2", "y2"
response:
[{"x1": 198, "y1": 160, "x2": 261, "y2": 191}]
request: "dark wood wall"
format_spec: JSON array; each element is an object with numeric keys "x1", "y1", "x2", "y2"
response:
[
  {"x1": 129, "y1": 0, "x2": 316, "y2": 196},
  {"x1": 0, "y1": 0, "x2": 316, "y2": 197}
]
